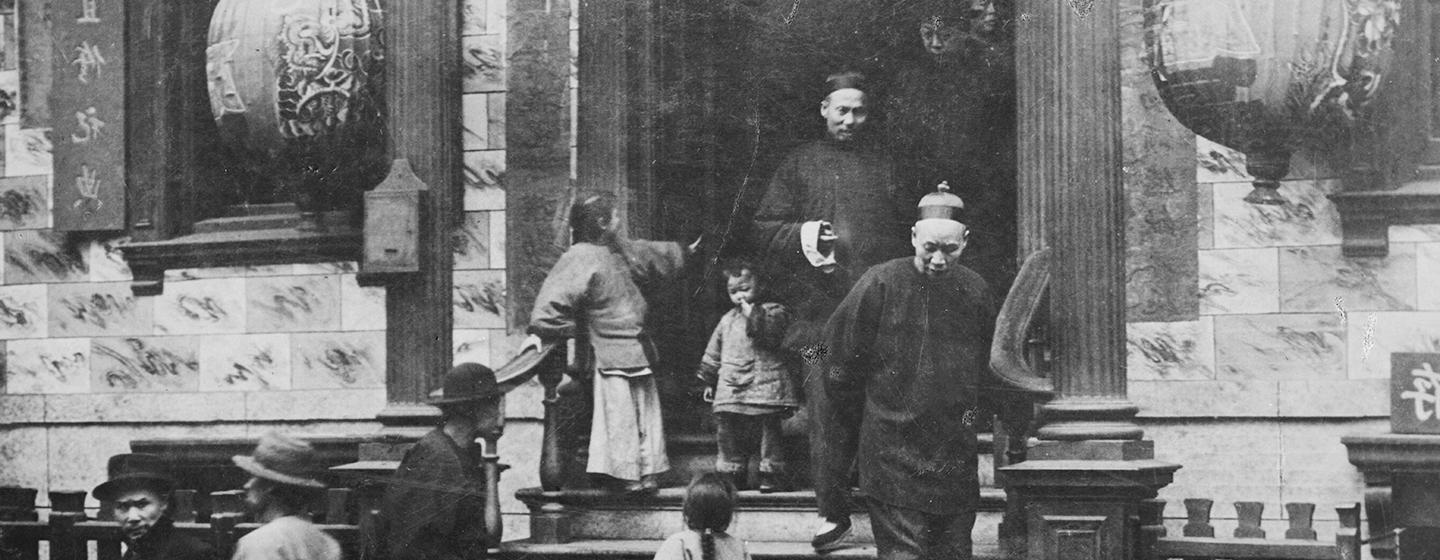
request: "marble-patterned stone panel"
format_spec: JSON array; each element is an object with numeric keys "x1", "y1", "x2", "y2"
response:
[
  {"x1": 453, "y1": 270, "x2": 505, "y2": 329},
  {"x1": 487, "y1": 0, "x2": 506, "y2": 34},
  {"x1": 246, "y1": 275, "x2": 342, "y2": 333},
  {"x1": 1198, "y1": 183, "x2": 1213, "y2": 250},
  {"x1": 464, "y1": 150, "x2": 505, "y2": 211},
  {"x1": 463, "y1": 93, "x2": 488, "y2": 151},
  {"x1": 453, "y1": 328, "x2": 492, "y2": 366},
  {"x1": 454, "y1": 211, "x2": 490, "y2": 270},
  {"x1": 4, "y1": 125, "x2": 51, "y2": 177},
  {"x1": 1195, "y1": 136, "x2": 1251, "y2": 184},
  {"x1": 1198, "y1": 248, "x2": 1278, "y2": 315},
  {"x1": 1420, "y1": 243, "x2": 1440, "y2": 310},
  {"x1": 463, "y1": 35, "x2": 506, "y2": 93},
  {"x1": 340, "y1": 275, "x2": 386, "y2": 331},
  {"x1": 48, "y1": 282, "x2": 151, "y2": 337},
  {"x1": 86, "y1": 236, "x2": 130, "y2": 281},
  {"x1": 5, "y1": 337, "x2": 89, "y2": 394},
  {"x1": 488, "y1": 93, "x2": 506, "y2": 150},
  {"x1": 490, "y1": 210, "x2": 507, "y2": 269},
  {"x1": 1279, "y1": 245, "x2": 1416, "y2": 313},
  {"x1": 152, "y1": 278, "x2": 246, "y2": 335},
  {"x1": 0, "y1": 175, "x2": 49, "y2": 229},
  {"x1": 199, "y1": 334, "x2": 291, "y2": 391},
  {"x1": 292, "y1": 262, "x2": 358, "y2": 275},
  {"x1": 0, "y1": 394, "x2": 43, "y2": 422},
  {"x1": 165, "y1": 266, "x2": 254, "y2": 282},
  {"x1": 0, "y1": 283, "x2": 47, "y2": 339},
  {"x1": 1213, "y1": 181, "x2": 1341, "y2": 249},
  {"x1": 4, "y1": 230, "x2": 87, "y2": 283},
  {"x1": 292, "y1": 331, "x2": 385, "y2": 389},
  {"x1": 1126, "y1": 319, "x2": 1214, "y2": 380},
  {"x1": 462, "y1": 0, "x2": 487, "y2": 35},
  {"x1": 1214, "y1": 314, "x2": 1345, "y2": 380},
  {"x1": 90, "y1": 336, "x2": 200, "y2": 392},
  {"x1": 1346, "y1": 311, "x2": 1440, "y2": 379}
]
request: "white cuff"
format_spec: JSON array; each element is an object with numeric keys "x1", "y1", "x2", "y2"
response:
[{"x1": 800, "y1": 220, "x2": 837, "y2": 268}]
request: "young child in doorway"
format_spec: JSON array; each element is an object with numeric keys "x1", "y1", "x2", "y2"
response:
[
  {"x1": 653, "y1": 472, "x2": 751, "y2": 560},
  {"x1": 696, "y1": 260, "x2": 801, "y2": 492}
]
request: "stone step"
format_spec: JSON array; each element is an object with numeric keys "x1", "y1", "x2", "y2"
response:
[
  {"x1": 498, "y1": 539, "x2": 1012, "y2": 560},
  {"x1": 517, "y1": 487, "x2": 1008, "y2": 543}
]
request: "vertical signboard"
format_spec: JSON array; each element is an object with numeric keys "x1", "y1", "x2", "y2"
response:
[
  {"x1": 51, "y1": 0, "x2": 124, "y2": 230},
  {"x1": 1392, "y1": 353, "x2": 1440, "y2": 434}
]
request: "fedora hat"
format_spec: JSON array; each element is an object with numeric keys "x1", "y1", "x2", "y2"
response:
[
  {"x1": 93, "y1": 453, "x2": 176, "y2": 502},
  {"x1": 232, "y1": 432, "x2": 326, "y2": 489},
  {"x1": 428, "y1": 362, "x2": 501, "y2": 406}
]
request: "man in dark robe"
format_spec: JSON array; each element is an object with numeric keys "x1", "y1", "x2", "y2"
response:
[
  {"x1": 823, "y1": 184, "x2": 997, "y2": 560},
  {"x1": 751, "y1": 71, "x2": 915, "y2": 552},
  {"x1": 380, "y1": 363, "x2": 504, "y2": 560},
  {"x1": 93, "y1": 454, "x2": 216, "y2": 560}
]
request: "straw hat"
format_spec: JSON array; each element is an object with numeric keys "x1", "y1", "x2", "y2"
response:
[{"x1": 232, "y1": 432, "x2": 326, "y2": 489}]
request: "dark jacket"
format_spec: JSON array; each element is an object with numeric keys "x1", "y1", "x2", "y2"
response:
[
  {"x1": 823, "y1": 258, "x2": 997, "y2": 515},
  {"x1": 751, "y1": 140, "x2": 914, "y2": 350},
  {"x1": 123, "y1": 518, "x2": 215, "y2": 560},
  {"x1": 380, "y1": 429, "x2": 487, "y2": 560}
]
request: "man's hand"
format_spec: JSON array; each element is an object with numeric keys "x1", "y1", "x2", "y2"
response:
[
  {"x1": 702, "y1": 387, "x2": 715, "y2": 402},
  {"x1": 687, "y1": 234, "x2": 704, "y2": 255},
  {"x1": 520, "y1": 334, "x2": 544, "y2": 355}
]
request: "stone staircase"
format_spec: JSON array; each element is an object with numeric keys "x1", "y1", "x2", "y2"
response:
[{"x1": 497, "y1": 432, "x2": 1020, "y2": 560}]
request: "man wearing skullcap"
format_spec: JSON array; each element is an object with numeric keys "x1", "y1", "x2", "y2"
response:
[
  {"x1": 822, "y1": 183, "x2": 997, "y2": 560},
  {"x1": 751, "y1": 70, "x2": 914, "y2": 552}
]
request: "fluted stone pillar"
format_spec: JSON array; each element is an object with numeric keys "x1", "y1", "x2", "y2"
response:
[{"x1": 1001, "y1": 2, "x2": 1179, "y2": 558}]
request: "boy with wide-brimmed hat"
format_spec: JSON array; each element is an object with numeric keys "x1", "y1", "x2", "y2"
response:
[
  {"x1": 231, "y1": 432, "x2": 340, "y2": 560},
  {"x1": 92, "y1": 453, "x2": 215, "y2": 560},
  {"x1": 380, "y1": 362, "x2": 505, "y2": 560}
]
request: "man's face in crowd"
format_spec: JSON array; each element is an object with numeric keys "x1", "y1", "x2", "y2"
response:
[
  {"x1": 112, "y1": 487, "x2": 169, "y2": 542},
  {"x1": 912, "y1": 219, "x2": 969, "y2": 277},
  {"x1": 242, "y1": 476, "x2": 269, "y2": 514},
  {"x1": 472, "y1": 397, "x2": 506, "y2": 441},
  {"x1": 821, "y1": 89, "x2": 868, "y2": 142},
  {"x1": 920, "y1": 20, "x2": 966, "y2": 55},
  {"x1": 726, "y1": 270, "x2": 757, "y2": 307}
]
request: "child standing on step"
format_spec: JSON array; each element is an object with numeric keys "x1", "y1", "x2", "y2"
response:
[
  {"x1": 696, "y1": 260, "x2": 801, "y2": 492},
  {"x1": 654, "y1": 473, "x2": 751, "y2": 560}
]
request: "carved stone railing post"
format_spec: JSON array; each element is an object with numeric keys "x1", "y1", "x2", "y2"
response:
[
  {"x1": 46, "y1": 492, "x2": 87, "y2": 560},
  {"x1": 1000, "y1": 2, "x2": 1179, "y2": 559}
]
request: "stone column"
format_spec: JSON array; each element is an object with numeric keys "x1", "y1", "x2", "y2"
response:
[
  {"x1": 377, "y1": 0, "x2": 462, "y2": 422},
  {"x1": 1001, "y1": 2, "x2": 1179, "y2": 559}
]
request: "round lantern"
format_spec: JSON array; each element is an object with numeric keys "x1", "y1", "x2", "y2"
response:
[
  {"x1": 206, "y1": 0, "x2": 386, "y2": 225},
  {"x1": 1144, "y1": 0, "x2": 1398, "y2": 204}
]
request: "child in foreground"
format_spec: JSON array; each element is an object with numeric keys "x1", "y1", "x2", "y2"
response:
[{"x1": 653, "y1": 473, "x2": 751, "y2": 560}]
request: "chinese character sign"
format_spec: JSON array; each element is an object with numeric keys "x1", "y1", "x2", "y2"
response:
[
  {"x1": 50, "y1": 0, "x2": 123, "y2": 230},
  {"x1": 1392, "y1": 353, "x2": 1440, "y2": 434}
]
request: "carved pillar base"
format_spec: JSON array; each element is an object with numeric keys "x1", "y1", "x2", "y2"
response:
[
  {"x1": 1001, "y1": 442, "x2": 1179, "y2": 560},
  {"x1": 526, "y1": 499, "x2": 574, "y2": 544}
]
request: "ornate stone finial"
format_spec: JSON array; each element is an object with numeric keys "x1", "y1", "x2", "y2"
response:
[{"x1": 918, "y1": 181, "x2": 965, "y2": 221}]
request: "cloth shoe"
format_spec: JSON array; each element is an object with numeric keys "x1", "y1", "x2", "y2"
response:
[{"x1": 811, "y1": 516, "x2": 852, "y2": 553}]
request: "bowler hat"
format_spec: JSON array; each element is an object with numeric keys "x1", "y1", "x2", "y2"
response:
[
  {"x1": 92, "y1": 453, "x2": 176, "y2": 502},
  {"x1": 232, "y1": 432, "x2": 326, "y2": 489},
  {"x1": 428, "y1": 363, "x2": 501, "y2": 406}
]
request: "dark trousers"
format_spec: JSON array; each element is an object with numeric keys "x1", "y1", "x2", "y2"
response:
[
  {"x1": 805, "y1": 358, "x2": 858, "y2": 520},
  {"x1": 867, "y1": 499, "x2": 976, "y2": 560},
  {"x1": 715, "y1": 412, "x2": 786, "y2": 473}
]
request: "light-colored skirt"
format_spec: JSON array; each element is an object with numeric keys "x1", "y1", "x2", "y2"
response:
[{"x1": 589, "y1": 368, "x2": 669, "y2": 480}]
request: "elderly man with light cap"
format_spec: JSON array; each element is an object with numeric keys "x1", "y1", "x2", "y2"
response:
[
  {"x1": 822, "y1": 183, "x2": 998, "y2": 560},
  {"x1": 751, "y1": 70, "x2": 914, "y2": 552},
  {"x1": 379, "y1": 363, "x2": 505, "y2": 560}
]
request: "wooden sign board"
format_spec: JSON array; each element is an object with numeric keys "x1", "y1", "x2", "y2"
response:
[
  {"x1": 1392, "y1": 353, "x2": 1440, "y2": 434},
  {"x1": 50, "y1": 0, "x2": 125, "y2": 231}
]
